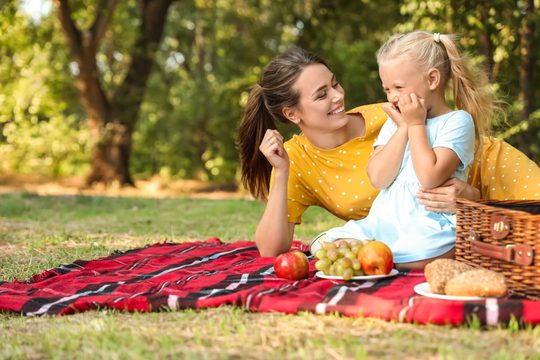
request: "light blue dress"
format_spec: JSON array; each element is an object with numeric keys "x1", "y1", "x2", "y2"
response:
[{"x1": 321, "y1": 110, "x2": 476, "y2": 263}]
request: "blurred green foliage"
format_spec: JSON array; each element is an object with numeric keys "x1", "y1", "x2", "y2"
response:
[{"x1": 1, "y1": 0, "x2": 538, "y2": 181}]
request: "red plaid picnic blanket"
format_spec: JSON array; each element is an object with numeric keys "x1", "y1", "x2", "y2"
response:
[{"x1": 1, "y1": 239, "x2": 539, "y2": 325}]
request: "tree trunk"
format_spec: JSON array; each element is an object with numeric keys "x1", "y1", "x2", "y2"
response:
[
  {"x1": 518, "y1": 0, "x2": 536, "y2": 121},
  {"x1": 54, "y1": 0, "x2": 173, "y2": 186},
  {"x1": 476, "y1": 1, "x2": 494, "y2": 78}
]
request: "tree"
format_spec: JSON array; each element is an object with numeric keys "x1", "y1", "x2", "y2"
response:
[
  {"x1": 54, "y1": 0, "x2": 174, "y2": 185},
  {"x1": 517, "y1": 0, "x2": 536, "y2": 121}
]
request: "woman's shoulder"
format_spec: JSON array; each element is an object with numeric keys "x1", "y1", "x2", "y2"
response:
[
  {"x1": 348, "y1": 103, "x2": 387, "y2": 136},
  {"x1": 347, "y1": 102, "x2": 385, "y2": 113},
  {"x1": 347, "y1": 103, "x2": 386, "y2": 119},
  {"x1": 284, "y1": 134, "x2": 310, "y2": 158},
  {"x1": 284, "y1": 133, "x2": 306, "y2": 147}
]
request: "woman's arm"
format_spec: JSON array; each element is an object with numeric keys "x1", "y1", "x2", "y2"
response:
[
  {"x1": 417, "y1": 178, "x2": 480, "y2": 212},
  {"x1": 254, "y1": 169, "x2": 296, "y2": 256},
  {"x1": 254, "y1": 129, "x2": 296, "y2": 257}
]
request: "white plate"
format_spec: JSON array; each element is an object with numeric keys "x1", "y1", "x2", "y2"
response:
[
  {"x1": 315, "y1": 268, "x2": 399, "y2": 281},
  {"x1": 414, "y1": 282, "x2": 484, "y2": 301}
]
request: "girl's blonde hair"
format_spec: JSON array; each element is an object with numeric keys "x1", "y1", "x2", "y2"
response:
[{"x1": 376, "y1": 30, "x2": 499, "y2": 143}]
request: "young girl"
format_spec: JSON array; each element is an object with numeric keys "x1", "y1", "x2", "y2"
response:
[{"x1": 312, "y1": 31, "x2": 498, "y2": 269}]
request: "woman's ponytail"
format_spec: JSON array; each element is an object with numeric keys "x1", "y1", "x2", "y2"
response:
[{"x1": 237, "y1": 84, "x2": 277, "y2": 200}]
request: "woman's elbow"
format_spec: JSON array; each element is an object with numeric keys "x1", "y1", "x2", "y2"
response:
[
  {"x1": 257, "y1": 245, "x2": 289, "y2": 258},
  {"x1": 255, "y1": 235, "x2": 291, "y2": 257}
]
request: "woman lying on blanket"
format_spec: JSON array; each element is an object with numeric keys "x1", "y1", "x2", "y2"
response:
[{"x1": 236, "y1": 46, "x2": 540, "y2": 264}]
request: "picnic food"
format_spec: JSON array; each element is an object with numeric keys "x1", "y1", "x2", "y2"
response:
[
  {"x1": 274, "y1": 250, "x2": 310, "y2": 280},
  {"x1": 314, "y1": 239, "x2": 394, "y2": 279},
  {"x1": 357, "y1": 240, "x2": 394, "y2": 275},
  {"x1": 424, "y1": 259, "x2": 508, "y2": 297},
  {"x1": 444, "y1": 269, "x2": 508, "y2": 297},
  {"x1": 314, "y1": 240, "x2": 366, "y2": 280},
  {"x1": 424, "y1": 259, "x2": 473, "y2": 294}
]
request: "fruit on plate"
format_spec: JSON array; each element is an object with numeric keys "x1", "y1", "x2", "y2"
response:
[
  {"x1": 274, "y1": 250, "x2": 310, "y2": 280},
  {"x1": 357, "y1": 240, "x2": 393, "y2": 275},
  {"x1": 313, "y1": 240, "x2": 365, "y2": 280}
]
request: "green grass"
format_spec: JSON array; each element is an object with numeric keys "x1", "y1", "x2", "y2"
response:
[{"x1": 1, "y1": 192, "x2": 539, "y2": 359}]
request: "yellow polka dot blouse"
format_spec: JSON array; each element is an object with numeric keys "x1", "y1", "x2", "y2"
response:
[
  {"x1": 469, "y1": 137, "x2": 540, "y2": 200},
  {"x1": 271, "y1": 103, "x2": 540, "y2": 224},
  {"x1": 275, "y1": 104, "x2": 384, "y2": 224}
]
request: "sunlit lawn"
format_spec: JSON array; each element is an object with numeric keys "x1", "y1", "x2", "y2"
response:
[{"x1": 0, "y1": 192, "x2": 539, "y2": 359}]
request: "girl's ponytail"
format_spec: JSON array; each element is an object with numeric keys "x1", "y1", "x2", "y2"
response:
[
  {"x1": 237, "y1": 84, "x2": 277, "y2": 200},
  {"x1": 439, "y1": 35, "x2": 496, "y2": 141}
]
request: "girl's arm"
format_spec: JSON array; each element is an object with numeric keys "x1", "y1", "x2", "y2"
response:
[
  {"x1": 399, "y1": 94, "x2": 461, "y2": 189},
  {"x1": 408, "y1": 126, "x2": 461, "y2": 189},
  {"x1": 366, "y1": 104, "x2": 409, "y2": 189},
  {"x1": 254, "y1": 129, "x2": 295, "y2": 257}
]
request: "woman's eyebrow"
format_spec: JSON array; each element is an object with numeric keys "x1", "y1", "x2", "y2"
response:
[
  {"x1": 311, "y1": 83, "x2": 327, "y2": 97},
  {"x1": 311, "y1": 75, "x2": 336, "y2": 97}
]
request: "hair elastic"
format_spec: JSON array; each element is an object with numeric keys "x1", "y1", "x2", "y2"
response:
[{"x1": 433, "y1": 33, "x2": 441, "y2": 43}]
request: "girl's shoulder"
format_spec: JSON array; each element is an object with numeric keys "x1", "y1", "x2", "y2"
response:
[
  {"x1": 450, "y1": 109, "x2": 472, "y2": 118},
  {"x1": 430, "y1": 110, "x2": 474, "y2": 129},
  {"x1": 435, "y1": 109, "x2": 473, "y2": 121}
]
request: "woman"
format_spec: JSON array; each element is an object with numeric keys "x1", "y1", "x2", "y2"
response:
[{"x1": 237, "y1": 47, "x2": 540, "y2": 258}]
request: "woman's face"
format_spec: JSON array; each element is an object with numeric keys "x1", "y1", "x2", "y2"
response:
[{"x1": 286, "y1": 64, "x2": 347, "y2": 131}]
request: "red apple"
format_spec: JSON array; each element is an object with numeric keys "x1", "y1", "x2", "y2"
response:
[
  {"x1": 274, "y1": 250, "x2": 309, "y2": 280},
  {"x1": 357, "y1": 240, "x2": 393, "y2": 275}
]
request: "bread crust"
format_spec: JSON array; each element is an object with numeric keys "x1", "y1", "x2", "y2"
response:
[
  {"x1": 444, "y1": 269, "x2": 508, "y2": 297},
  {"x1": 424, "y1": 259, "x2": 473, "y2": 294}
]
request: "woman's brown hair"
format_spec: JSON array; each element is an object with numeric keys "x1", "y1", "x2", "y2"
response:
[{"x1": 237, "y1": 47, "x2": 328, "y2": 200}]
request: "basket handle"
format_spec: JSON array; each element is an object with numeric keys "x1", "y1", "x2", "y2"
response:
[{"x1": 469, "y1": 230, "x2": 534, "y2": 266}]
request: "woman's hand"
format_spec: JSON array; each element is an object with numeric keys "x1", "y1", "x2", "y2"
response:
[
  {"x1": 416, "y1": 177, "x2": 480, "y2": 213},
  {"x1": 259, "y1": 129, "x2": 289, "y2": 171}
]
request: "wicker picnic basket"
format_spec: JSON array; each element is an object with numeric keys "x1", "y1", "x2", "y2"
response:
[{"x1": 455, "y1": 198, "x2": 540, "y2": 300}]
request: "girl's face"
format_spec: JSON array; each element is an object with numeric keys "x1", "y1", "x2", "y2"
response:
[
  {"x1": 379, "y1": 57, "x2": 433, "y2": 111},
  {"x1": 286, "y1": 64, "x2": 347, "y2": 131}
]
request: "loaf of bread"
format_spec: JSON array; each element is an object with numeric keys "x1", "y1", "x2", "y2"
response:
[
  {"x1": 444, "y1": 269, "x2": 508, "y2": 298},
  {"x1": 424, "y1": 259, "x2": 473, "y2": 294}
]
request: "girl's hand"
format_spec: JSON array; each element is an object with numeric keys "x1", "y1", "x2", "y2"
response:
[
  {"x1": 416, "y1": 178, "x2": 474, "y2": 213},
  {"x1": 382, "y1": 101, "x2": 407, "y2": 128},
  {"x1": 397, "y1": 93, "x2": 426, "y2": 126},
  {"x1": 259, "y1": 129, "x2": 289, "y2": 171}
]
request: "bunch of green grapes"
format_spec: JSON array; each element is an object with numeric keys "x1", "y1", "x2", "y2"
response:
[{"x1": 314, "y1": 241, "x2": 365, "y2": 280}]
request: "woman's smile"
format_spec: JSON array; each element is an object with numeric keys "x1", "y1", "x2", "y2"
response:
[{"x1": 329, "y1": 105, "x2": 345, "y2": 115}]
